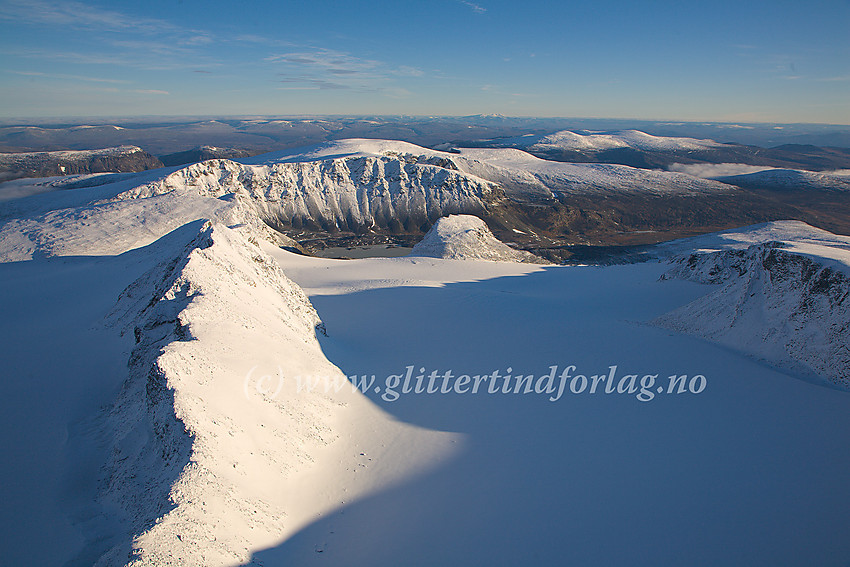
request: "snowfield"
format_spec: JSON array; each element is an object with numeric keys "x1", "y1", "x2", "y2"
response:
[{"x1": 0, "y1": 142, "x2": 849, "y2": 566}]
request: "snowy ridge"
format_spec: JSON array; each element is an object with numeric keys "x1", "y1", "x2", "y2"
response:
[
  {"x1": 409, "y1": 214, "x2": 547, "y2": 263},
  {"x1": 656, "y1": 241, "x2": 850, "y2": 388},
  {"x1": 0, "y1": 158, "x2": 459, "y2": 564},
  {"x1": 93, "y1": 220, "x2": 341, "y2": 565}
]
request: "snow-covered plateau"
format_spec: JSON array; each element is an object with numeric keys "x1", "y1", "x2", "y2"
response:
[{"x1": 1, "y1": 140, "x2": 849, "y2": 566}]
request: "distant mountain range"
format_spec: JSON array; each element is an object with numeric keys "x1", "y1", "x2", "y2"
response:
[
  {"x1": 1, "y1": 116, "x2": 848, "y2": 155},
  {"x1": 463, "y1": 129, "x2": 850, "y2": 172}
]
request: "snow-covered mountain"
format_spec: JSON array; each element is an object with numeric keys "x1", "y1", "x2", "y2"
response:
[
  {"x1": 455, "y1": 147, "x2": 734, "y2": 197},
  {"x1": 526, "y1": 129, "x2": 725, "y2": 152},
  {"x1": 655, "y1": 222, "x2": 850, "y2": 388},
  {"x1": 0, "y1": 145, "x2": 162, "y2": 182},
  {"x1": 409, "y1": 214, "x2": 547, "y2": 263},
  {"x1": 123, "y1": 148, "x2": 500, "y2": 234},
  {"x1": 716, "y1": 168, "x2": 850, "y2": 191}
]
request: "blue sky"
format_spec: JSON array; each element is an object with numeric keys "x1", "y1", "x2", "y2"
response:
[{"x1": 0, "y1": 0, "x2": 848, "y2": 122}]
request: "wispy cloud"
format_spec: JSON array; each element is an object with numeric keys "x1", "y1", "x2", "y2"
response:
[
  {"x1": 278, "y1": 74, "x2": 350, "y2": 90},
  {"x1": 392, "y1": 65, "x2": 424, "y2": 77},
  {"x1": 0, "y1": 0, "x2": 181, "y2": 34},
  {"x1": 266, "y1": 49, "x2": 382, "y2": 75},
  {"x1": 459, "y1": 0, "x2": 486, "y2": 13},
  {"x1": 1, "y1": 45, "x2": 220, "y2": 72},
  {"x1": 5, "y1": 69, "x2": 130, "y2": 83},
  {"x1": 267, "y1": 47, "x2": 423, "y2": 96}
]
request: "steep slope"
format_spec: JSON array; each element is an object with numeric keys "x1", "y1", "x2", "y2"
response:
[
  {"x1": 655, "y1": 237, "x2": 850, "y2": 388},
  {"x1": 409, "y1": 214, "x2": 547, "y2": 263}
]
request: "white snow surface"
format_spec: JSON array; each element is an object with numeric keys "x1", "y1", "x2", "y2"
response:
[{"x1": 409, "y1": 214, "x2": 547, "y2": 263}]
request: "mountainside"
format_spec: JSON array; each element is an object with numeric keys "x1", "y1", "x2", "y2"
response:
[
  {"x1": 655, "y1": 231, "x2": 850, "y2": 389},
  {"x1": 0, "y1": 146, "x2": 163, "y2": 182},
  {"x1": 455, "y1": 147, "x2": 735, "y2": 197},
  {"x1": 409, "y1": 214, "x2": 547, "y2": 263}
]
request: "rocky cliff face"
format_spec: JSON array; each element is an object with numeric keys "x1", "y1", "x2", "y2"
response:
[{"x1": 655, "y1": 242, "x2": 850, "y2": 389}]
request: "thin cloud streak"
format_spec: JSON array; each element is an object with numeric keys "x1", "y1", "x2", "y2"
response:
[
  {"x1": 5, "y1": 69, "x2": 129, "y2": 83},
  {"x1": 0, "y1": 0, "x2": 183, "y2": 34},
  {"x1": 459, "y1": 1, "x2": 486, "y2": 13}
]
